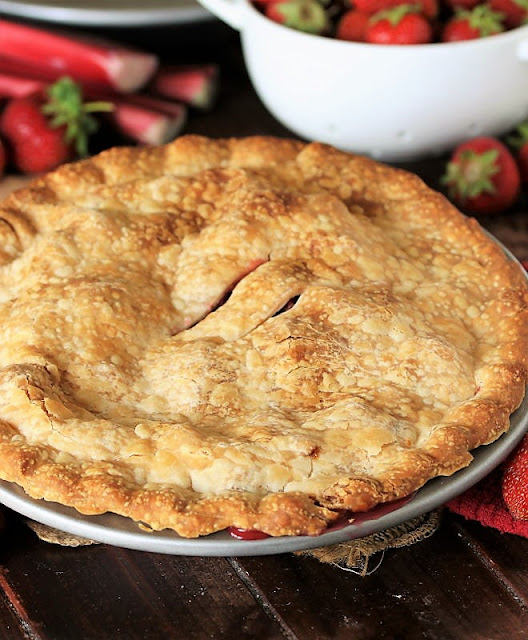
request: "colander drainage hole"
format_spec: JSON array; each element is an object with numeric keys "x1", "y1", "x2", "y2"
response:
[
  {"x1": 467, "y1": 123, "x2": 481, "y2": 135},
  {"x1": 396, "y1": 130, "x2": 412, "y2": 143}
]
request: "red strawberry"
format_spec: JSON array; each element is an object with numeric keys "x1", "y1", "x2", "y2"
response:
[
  {"x1": 0, "y1": 76, "x2": 111, "y2": 175},
  {"x1": 502, "y1": 434, "x2": 528, "y2": 520},
  {"x1": 489, "y1": 0, "x2": 528, "y2": 27},
  {"x1": 265, "y1": 0, "x2": 330, "y2": 33},
  {"x1": 519, "y1": 145, "x2": 528, "y2": 185},
  {"x1": 0, "y1": 98, "x2": 70, "y2": 174},
  {"x1": 441, "y1": 5, "x2": 505, "y2": 41},
  {"x1": 335, "y1": 9, "x2": 370, "y2": 40},
  {"x1": 352, "y1": 0, "x2": 388, "y2": 12},
  {"x1": 416, "y1": 0, "x2": 438, "y2": 18},
  {"x1": 365, "y1": 5, "x2": 433, "y2": 44},
  {"x1": 444, "y1": 0, "x2": 481, "y2": 10},
  {"x1": 507, "y1": 121, "x2": 528, "y2": 185},
  {"x1": 354, "y1": 0, "x2": 438, "y2": 18},
  {"x1": 441, "y1": 137, "x2": 520, "y2": 215}
]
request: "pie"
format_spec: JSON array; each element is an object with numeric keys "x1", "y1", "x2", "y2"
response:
[{"x1": 0, "y1": 135, "x2": 526, "y2": 539}]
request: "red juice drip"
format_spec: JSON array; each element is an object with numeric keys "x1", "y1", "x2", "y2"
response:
[{"x1": 228, "y1": 527, "x2": 271, "y2": 540}]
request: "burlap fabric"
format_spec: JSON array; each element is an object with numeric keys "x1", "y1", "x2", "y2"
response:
[
  {"x1": 26, "y1": 509, "x2": 443, "y2": 576},
  {"x1": 297, "y1": 509, "x2": 443, "y2": 575}
]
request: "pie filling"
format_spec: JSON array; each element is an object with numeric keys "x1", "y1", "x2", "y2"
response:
[
  {"x1": 227, "y1": 494, "x2": 415, "y2": 540},
  {"x1": 0, "y1": 135, "x2": 525, "y2": 538}
]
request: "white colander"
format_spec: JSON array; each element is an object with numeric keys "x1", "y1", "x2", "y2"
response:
[{"x1": 196, "y1": 0, "x2": 528, "y2": 161}]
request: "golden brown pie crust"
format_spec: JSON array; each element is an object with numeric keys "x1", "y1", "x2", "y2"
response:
[{"x1": 0, "y1": 135, "x2": 525, "y2": 538}]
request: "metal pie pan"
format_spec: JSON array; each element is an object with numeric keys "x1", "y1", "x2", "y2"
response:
[{"x1": 0, "y1": 392, "x2": 525, "y2": 556}]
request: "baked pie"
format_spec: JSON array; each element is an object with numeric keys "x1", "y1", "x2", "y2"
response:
[{"x1": 0, "y1": 135, "x2": 526, "y2": 538}]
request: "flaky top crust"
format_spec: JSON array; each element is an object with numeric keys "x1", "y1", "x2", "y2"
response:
[{"x1": 0, "y1": 135, "x2": 526, "y2": 538}]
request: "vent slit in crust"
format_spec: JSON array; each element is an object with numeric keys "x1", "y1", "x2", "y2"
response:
[
  {"x1": 180, "y1": 257, "x2": 269, "y2": 332},
  {"x1": 272, "y1": 295, "x2": 300, "y2": 317}
]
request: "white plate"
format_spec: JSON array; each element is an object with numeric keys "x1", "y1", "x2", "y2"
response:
[
  {"x1": 0, "y1": 0, "x2": 211, "y2": 26},
  {"x1": 0, "y1": 392, "x2": 525, "y2": 556}
]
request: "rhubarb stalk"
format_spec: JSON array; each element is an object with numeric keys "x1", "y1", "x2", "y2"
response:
[
  {"x1": 106, "y1": 100, "x2": 187, "y2": 145},
  {"x1": 0, "y1": 19, "x2": 159, "y2": 93},
  {"x1": 150, "y1": 64, "x2": 219, "y2": 109},
  {"x1": 0, "y1": 71, "x2": 46, "y2": 98}
]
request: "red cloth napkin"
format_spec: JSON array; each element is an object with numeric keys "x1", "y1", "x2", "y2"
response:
[{"x1": 446, "y1": 461, "x2": 528, "y2": 538}]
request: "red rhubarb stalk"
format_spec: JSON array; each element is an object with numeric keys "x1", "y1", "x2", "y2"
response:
[
  {"x1": 150, "y1": 64, "x2": 219, "y2": 109},
  {"x1": 0, "y1": 19, "x2": 159, "y2": 93},
  {"x1": 86, "y1": 87, "x2": 188, "y2": 118},
  {"x1": 0, "y1": 63, "x2": 188, "y2": 120},
  {"x1": 0, "y1": 71, "x2": 47, "y2": 98},
  {"x1": 126, "y1": 94, "x2": 189, "y2": 118}
]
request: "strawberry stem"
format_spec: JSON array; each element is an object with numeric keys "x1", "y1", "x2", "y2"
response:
[
  {"x1": 370, "y1": 3, "x2": 421, "y2": 25},
  {"x1": 42, "y1": 76, "x2": 113, "y2": 157},
  {"x1": 455, "y1": 5, "x2": 505, "y2": 36}
]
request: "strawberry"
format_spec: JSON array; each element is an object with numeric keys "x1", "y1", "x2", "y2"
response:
[
  {"x1": 354, "y1": 0, "x2": 438, "y2": 18},
  {"x1": 365, "y1": 5, "x2": 433, "y2": 44},
  {"x1": 346, "y1": 0, "x2": 384, "y2": 13},
  {"x1": 502, "y1": 434, "x2": 528, "y2": 520},
  {"x1": 489, "y1": 0, "x2": 528, "y2": 29},
  {"x1": 444, "y1": 0, "x2": 481, "y2": 10},
  {"x1": 0, "y1": 76, "x2": 111, "y2": 174},
  {"x1": 1, "y1": 98, "x2": 69, "y2": 174},
  {"x1": 507, "y1": 121, "x2": 528, "y2": 185},
  {"x1": 335, "y1": 9, "x2": 370, "y2": 40},
  {"x1": 441, "y1": 137, "x2": 520, "y2": 215},
  {"x1": 441, "y1": 5, "x2": 506, "y2": 41},
  {"x1": 265, "y1": 0, "x2": 330, "y2": 33}
]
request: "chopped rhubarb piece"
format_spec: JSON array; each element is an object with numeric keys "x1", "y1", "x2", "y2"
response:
[
  {"x1": 107, "y1": 99, "x2": 187, "y2": 145},
  {"x1": 126, "y1": 93, "x2": 189, "y2": 118},
  {"x1": 0, "y1": 71, "x2": 46, "y2": 98},
  {"x1": 0, "y1": 19, "x2": 158, "y2": 93},
  {"x1": 150, "y1": 64, "x2": 219, "y2": 110}
]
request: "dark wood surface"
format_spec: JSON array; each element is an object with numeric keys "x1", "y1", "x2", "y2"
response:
[{"x1": 0, "y1": 17, "x2": 527, "y2": 640}]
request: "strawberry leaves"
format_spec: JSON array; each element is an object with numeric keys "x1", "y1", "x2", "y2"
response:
[
  {"x1": 441, "y1": 4, "x2": 505, "y2": 40},
  {"x1": 42, "y1": 76, "x2": 113, "y2": 157},
  {"x1": 443, "y1": 148, "x2": 500, "y2": 199},
  {"x1": 265, "y1": 0, "x2": 330, "y2": 34}
]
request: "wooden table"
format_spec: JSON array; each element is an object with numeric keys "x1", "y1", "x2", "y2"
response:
[{"x1": 0, "y1": 18, "x2": 526, "y2": 640}]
